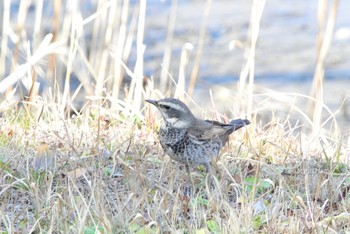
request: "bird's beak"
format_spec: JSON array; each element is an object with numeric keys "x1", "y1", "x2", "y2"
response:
[{"x1": 145, "y1": 99, "x2": 158, "y2": 106}]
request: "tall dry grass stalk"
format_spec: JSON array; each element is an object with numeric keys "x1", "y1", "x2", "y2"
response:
[
  {"x1": 13, "y1": 0, "x2": 29, "y2": 69},
  {"x1": 188, "y1": 0, "x2": 212, "y2": 96},
  {"x1": 160, "y1": 0, "x2": 177, "y2": 92},
  {"x1": 310, "y1": 0, "x2": 339, "y2": 136},
  {"x1": 0, "y1": 0, "x2": 10, "y2": 80},
  {"x1": 239, "y1": 0, "x2": 266, "y2": 118},
  {"x1": 130, "y1": 0, "x2": 146, "y2": 114},
  {"x1": 33, "y1": 0, "x2": 44, "y2": 47},
  {"x1": 61, "y1": 1, "x2": 79, "y2": 116},
  {"x1": 112, "y1": 0, "x2": 130, "y2": 100},
  {"x1": 174, "y1": 43, "x2": 193, "y2": 100}
]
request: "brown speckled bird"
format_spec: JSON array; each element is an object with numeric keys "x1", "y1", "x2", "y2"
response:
[{"x1": 146, "y1": 98, "x2": 250, "y2": 173}]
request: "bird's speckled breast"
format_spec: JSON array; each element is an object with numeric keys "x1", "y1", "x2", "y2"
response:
[{"x1": 158, "y1": 122, "x2": 221, "y2": 165}]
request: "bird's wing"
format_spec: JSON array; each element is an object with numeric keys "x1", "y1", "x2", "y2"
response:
[
  {"x1": 187, "y1": 120, "x2": 232, "y2": 141},
  {"x1": 187, "y1": 119, "x2": 250, "y2": 141}
]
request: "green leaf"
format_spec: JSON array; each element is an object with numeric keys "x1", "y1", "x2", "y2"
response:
[
  {"x1": 135, "y1": 226, "x2": 157, "y2": 234},
  {"x1": 334, "y1": 163, "x2": 347, "y2": 174},
  {"x1": 84, "y1": 226, "x2": 105, "y2": 234},
  {"x1": 129, "y1": 223, "x2": 141, "y2": 232},
  {"x1": 84, "y1": 227, "x2": 96, "y2": 234},
  {"x1": 147, "y1": 156, "x2": 162, "y2": 164},
  {"x1": 195, "y1": 229, "x2": 206, "y2": 234},
  {"x1": 260, "y1": 179, "x2": 274, "y2": 189},
  {"x1": 207, "y1": 220, "x2": 221, "y2": 234},
  {"x1": 194, "y1": 195, "x2": 209, "y2": 207},
  {"x1": 244, "y1": 177, "x2": 274, "y2": 194},
  {"x1": 252, "y1": 215, "x2": 263, "y2": 230},
  {"x1": 103, "y1": 167, "x2": 113, "y2": 176}
]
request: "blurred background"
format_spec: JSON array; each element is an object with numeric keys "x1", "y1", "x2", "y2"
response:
[{"x1": 0, "y1": 0, "x2": 349, "y2": 131}]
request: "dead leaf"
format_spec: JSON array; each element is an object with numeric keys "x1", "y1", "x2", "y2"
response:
[
  {"x1": 33, "y1": 142, "x2": 54, "y2": 171},
  {"x1": 66, "y1": 167, "x2": 88, "y2": 180}
]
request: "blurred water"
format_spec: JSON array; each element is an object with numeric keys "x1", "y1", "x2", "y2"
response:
[
  {"x1": 142, "y1": 0, "x2": 350, "y2": 84},
  {"x1": 7, "y1": 0, "x2": 349, "y2": 83},
  {"x1": 5, "y1": 0, "x2": 350, "y2": 127}
]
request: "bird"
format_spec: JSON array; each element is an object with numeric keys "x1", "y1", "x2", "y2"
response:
[{"x1": 146, "y1": 98, "x2": 250, "y2": 173}]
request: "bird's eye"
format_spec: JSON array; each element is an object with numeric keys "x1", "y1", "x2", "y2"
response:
[{"x1": 159, "y1": 104, "x2": 171, "y2": 110}]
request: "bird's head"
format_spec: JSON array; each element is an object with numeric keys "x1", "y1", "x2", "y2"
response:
[{"x1": 146, "y1": 98, "x2": 195, "y2": 129}]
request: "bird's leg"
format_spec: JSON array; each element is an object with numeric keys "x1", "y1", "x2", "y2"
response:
[
  {"x1": 185, "y1": 164, "x2": 195, "y2": 189},
  {"x1": 204, "y1": 162, "x2": 221, "y2": 191},
  {"x1": 204, "y1": 162, "x2": 213, "y2": 181},
  {"x1": 211, "y1": 160, "x2": 222, "y2": 178},
  {"x1": 185, "y1": 164, "x2": 191, "y2": 175},
  {"x1": 204, "y1": 162, "x2": 212, "y2": 174}
]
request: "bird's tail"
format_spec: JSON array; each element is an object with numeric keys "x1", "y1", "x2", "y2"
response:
[{"x1": 229, "y1": 118, "x2": 250, "y2": 131}]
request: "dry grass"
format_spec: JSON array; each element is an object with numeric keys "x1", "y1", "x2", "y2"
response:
[
  {"x1": 0, "y1": 101, "x2": 349, "y2": 233},
  {"x1": 1, "y1": 0, "x2": 350, "y2": 233}
]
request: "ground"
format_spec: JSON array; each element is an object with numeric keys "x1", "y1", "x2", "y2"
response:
[{"x1": 0, "y1": 105, "x2": 349, "y2": 232}]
